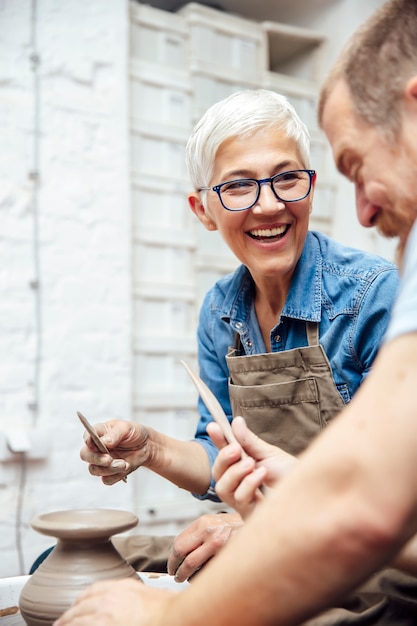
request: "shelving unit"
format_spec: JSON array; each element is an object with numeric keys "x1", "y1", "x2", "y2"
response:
[
  {"x1": 263, "y1": 20, "x2": 325, "y2": 79},
  {"x1": 128, "y1": 1, "x2": 332, "y2": 528}
]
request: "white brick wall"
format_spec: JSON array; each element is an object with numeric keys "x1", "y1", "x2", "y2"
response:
[{"x1": 0, "y1": 0, "x2": 133, "y2": 576}]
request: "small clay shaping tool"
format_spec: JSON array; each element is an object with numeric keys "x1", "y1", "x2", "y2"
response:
[
  {"x1": 180, "y1": 360, "x2": 247, "y2": 457},
  {"x1": 77, "y1": 411, "x2": 127, "y2": 483}
]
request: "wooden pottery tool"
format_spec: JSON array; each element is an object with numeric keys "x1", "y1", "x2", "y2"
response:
[
  {"x1": 180, "y1": 360, "x2": 247, "y2": 456},
  {"x1": 77, "y1": 411, "x2": 127, "y2": 483}
]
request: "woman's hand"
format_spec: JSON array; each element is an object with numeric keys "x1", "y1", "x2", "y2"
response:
[
  {"x1": 208, "y1": 416, "x2": 296, "y2": 518},
  {"x1": 79, "y1": 420, "x2": 150, "y2": 485}
]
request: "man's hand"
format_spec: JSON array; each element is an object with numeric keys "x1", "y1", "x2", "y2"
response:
[
  {"x1": 53, "y1": 578, "x2": 173, "y2": 626},
  {"x1": 208, "y1": 417, "x2": 296, "y2": 518},
  {"x1": 168, "y1": 512, "x2": 243, "y2": 582},
  {"x1": 80, "y1": 420, "x2": 150, "y2": 485},
  {"x1": 391, "y1": 533, "x2": 417, "y2": 575}
]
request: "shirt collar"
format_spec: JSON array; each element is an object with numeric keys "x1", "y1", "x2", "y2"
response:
[
  {"x1": 282, "y1": 231, "x2": 322, "y2": 321},
  {"x1": 221, "y1": 231, "x2": 322, "y2": 327}
]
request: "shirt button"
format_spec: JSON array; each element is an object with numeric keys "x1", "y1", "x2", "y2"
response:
[
  {"x1": 245, "y1": 340, "x2": 252, "y2": 348},
  {"x1": 274, "y1": 335, "x2": 281, "y2": 342},
  {"x1": 235, "y1": 322, "x2": 243, "y2": 329}
]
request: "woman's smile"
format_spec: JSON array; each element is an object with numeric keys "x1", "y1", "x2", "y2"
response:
[{"x1": 246, "y1": 223, "x2": 291, "y2": 242}]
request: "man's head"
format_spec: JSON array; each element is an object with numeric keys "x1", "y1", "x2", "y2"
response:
[
  {"x1": 319, "y1": 0, "x2": 417, "y2": 139},
  {"x1": 318, "y1": 0, "x2": 417, "y2": 263},
  {"x1": 186, "y1": 89, "x2": 310, "y2": 198}
]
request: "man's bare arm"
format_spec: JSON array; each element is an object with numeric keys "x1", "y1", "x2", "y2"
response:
[{"x1": 164, "y1": 332, "x2": 417, "y2": 626}]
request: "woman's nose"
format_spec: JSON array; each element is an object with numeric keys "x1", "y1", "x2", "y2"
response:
[{"x1": 252, "y1": 182, "x2": 285, "y2": 214}]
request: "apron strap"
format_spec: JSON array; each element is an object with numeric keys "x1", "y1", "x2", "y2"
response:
[
  {"x1": 306, "y1": 321, "x2": 319, "y2": 346},
  {"x1": 230, "y1": 331, "x2": 243, "y2": 356}
]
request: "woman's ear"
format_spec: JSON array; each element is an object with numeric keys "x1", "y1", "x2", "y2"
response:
[
  {"x1": 188, "y1": 192, "x2": 217, "y2": 231},
  {"x1": 308, "y1": 171, "x2": 316, "y2": 215},
  {"x1": 404, "y1": 75, "x2": 417, "y2": 106}
]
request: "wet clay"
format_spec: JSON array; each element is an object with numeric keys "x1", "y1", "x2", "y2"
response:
[{"x1": 19, "y1": 509, "x2": 141, "y2": 626}]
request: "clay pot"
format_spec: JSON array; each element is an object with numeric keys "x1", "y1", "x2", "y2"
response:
[{"x1": 19, "y1": 509, "x2": 140, "y2": 626}]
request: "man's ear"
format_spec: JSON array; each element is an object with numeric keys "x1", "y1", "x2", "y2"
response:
[{"x1": 188, "y1": 192, "x2": 217, "y2": 231}]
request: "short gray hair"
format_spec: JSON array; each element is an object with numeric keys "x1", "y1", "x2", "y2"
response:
[{"x1": 186, "y1": 89, "x2": 311, "y2": 192}]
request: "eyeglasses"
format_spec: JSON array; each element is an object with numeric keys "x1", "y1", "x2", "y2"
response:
[{"x1": 199, "y1": 169, "x2": 316, "y2": 212}]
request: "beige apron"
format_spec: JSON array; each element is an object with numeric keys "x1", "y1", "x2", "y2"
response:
[
  {"x1": 226, "y1": 322, "x2": 345, "y2": 455},
  {"x1": 226, "y1": 321, "x2": 417, "y2": 625}
]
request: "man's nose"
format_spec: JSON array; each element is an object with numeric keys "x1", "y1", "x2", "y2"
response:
[{"x1": 355, "y1": 185, "x2": 380, "y2": 227}]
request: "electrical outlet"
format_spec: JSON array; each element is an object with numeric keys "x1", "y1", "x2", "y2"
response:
[
  {"x1": 6, "y1": 429, "x2": 31, "y2": 453},
  {"x1": 0, "y1": 428, "x2": 50, "y2": 462}
]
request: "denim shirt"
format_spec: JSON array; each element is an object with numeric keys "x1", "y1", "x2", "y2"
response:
[{"x1": 192, "y1": 230, "x2": 399, "y2": 500}]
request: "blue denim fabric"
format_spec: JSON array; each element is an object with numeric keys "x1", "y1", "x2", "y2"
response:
[
  {"x1": 192, "y1": 230, "x2": 399, "y2": 500},
  {"x1": 384, "y1": 219, "x2": 417, "y2": 342}
]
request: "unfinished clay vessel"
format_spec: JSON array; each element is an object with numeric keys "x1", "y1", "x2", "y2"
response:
[{"x1": 19, "y1": 509, "x2": 140, "y2": 626}]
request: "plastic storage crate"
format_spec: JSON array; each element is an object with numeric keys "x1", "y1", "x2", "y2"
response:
[
  {"x1": 131, "y1": 175, "x2": 193, "y2": 236},
  {"x1": 190, "y1": 65, "x2": 259, "y2": 123},
  {"x1": 262, "y1": 70, "x2": 319, "y2": 130},
  {"x1": 130, "y1": 3, "x2": 188, "y2": 69},
  {"x1": 133, "y1": 241, "x2": 195, "y2": 289},
  {"x1": 179, "y1": 2, "x2": 267, "y2": 74},
  {"x1": 130, "y1": 122, "x2": 189, "y2": 179},
  {"x1": 130, "y1": 59, "x2": 192, "y2": 128}
]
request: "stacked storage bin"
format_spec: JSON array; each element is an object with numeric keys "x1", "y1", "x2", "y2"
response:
[
  {"x1": 179, "y1": 3, "x2": 268, "y2": 301},
  {"x1": 129, "y1": 2, "x2": 330, "y2": 531},
  {"x1": 129, "y1": 4, "x2": 204, "y2": 530},
  {"x1": 261, "y1": 20, "x2": 335, "y2": 230}
]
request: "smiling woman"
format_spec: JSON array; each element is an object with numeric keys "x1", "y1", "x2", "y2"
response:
[
  {"x1": 188, "y1": 132, "x2": 314, "y2": 292},
  {"x1": 75, "y1": 90, "x2": 401, "y2": 618}
]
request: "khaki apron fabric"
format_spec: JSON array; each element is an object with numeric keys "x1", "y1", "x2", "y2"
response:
[
  {"x1": 226, "y1": 322, "x2": 345, "y2": 455},
  {"x1": 226, "y1": 321, "x2": 417, "y2": 624},
  {"x1": 112, "y1": 534, "x2": 173, "y2": 573}
]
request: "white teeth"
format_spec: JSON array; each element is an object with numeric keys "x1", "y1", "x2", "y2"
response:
[{"x1": 250, "y1": 225, "x2": 287, "y2": 238}]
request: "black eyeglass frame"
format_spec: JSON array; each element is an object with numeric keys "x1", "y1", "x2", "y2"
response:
[{"x1": 199, "y1": 169, "x2": 316, "y2": 212}]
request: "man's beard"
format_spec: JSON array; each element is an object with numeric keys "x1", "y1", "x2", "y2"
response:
[{"x1": 376, "y1": 209, "x2": 416, "y2": 270}]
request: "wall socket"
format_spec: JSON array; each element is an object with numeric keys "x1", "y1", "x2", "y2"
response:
[{"x1": 0, "y1": 428, "x2": 50, "y2": 462}]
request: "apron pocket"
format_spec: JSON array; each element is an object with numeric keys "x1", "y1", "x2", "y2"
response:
[{"x1": 229, "y1": 377, "x2": 323, "y2": 455}]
